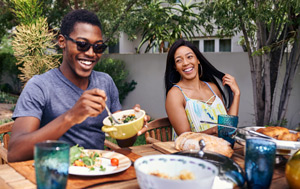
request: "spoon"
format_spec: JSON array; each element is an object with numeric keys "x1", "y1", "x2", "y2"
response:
[{"x1": 105, "y1": 105, "x2": 121, "y2": 125}]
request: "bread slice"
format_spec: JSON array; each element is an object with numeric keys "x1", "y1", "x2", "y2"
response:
[
  {"x1": 174, "y1": 132, "x2": 234, "y2": 157},
  {"x1": 174, "y1": 132, "x2": 194, "y2": 150}
]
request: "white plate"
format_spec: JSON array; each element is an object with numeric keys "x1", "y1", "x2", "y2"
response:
[{"x1": 69, "y1": 150, "x2": 131, "y2": 176}]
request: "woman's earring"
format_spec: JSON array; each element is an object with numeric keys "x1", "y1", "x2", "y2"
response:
[{"x1": 199, "y1": 64, "x2": 203, "y2": 78}]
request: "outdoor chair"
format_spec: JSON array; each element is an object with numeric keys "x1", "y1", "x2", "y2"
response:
[
  {"x1": 0, "y1": 121, "x2": 13, "y2": 164},
  {"x1": 0, "y1": 121, "x2": 120, "y2": 164},
  {"x1": 141, "y1": 117, "x2": 173, "y2": 144}
]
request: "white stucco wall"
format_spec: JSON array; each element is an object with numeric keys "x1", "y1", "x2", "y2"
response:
[{"x1": 103, "y1": 53, "x2": 300, "y2": 129}]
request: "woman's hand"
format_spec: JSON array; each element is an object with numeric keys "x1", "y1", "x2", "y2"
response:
[
  {"x1": 133, "y1": 104, "x2": 150, "y2": 136},
  {"x1": 116, "y1": 104, "x2": 150, "y2": 147},
  {"x1": 222, "y1": 74, "x2": 240, "y2": 96},
  {"x1": 223, "y1": 74, "x2": 240, "y2": 115},
  {"x1": 201, "y1": 126, "x2": 218, "y2": 136}
]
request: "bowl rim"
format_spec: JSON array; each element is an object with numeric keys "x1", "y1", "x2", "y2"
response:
[{"x1": 134, "y1": 154, "x2": 219, "y2": 182}]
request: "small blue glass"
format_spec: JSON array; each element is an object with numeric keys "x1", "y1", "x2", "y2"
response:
[
  {"x1": 218, "y1": 114, "x2": 238, "y2": 148},
  {"x1": 245, "y1": 138, "x2": 276, "y2": 189},
  {"x1": 34, "y1": 140, "x2": 70, "y2": 189}
]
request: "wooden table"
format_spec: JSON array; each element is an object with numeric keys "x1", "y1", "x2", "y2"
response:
[{"x1": 0, "y1": 143, "x2": 289, "y2": 189}]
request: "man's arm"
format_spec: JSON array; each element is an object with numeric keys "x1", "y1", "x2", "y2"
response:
[
  {"x1": 8, "y1": 114, "x2": 74, "y2": 162},
  {"x1": 8, "y1": 88, "x2": 107, "y2": 162}
]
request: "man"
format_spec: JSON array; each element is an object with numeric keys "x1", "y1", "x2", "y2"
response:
[{"x1": 8, "y1": 9, "x2": 142, "y2": 162}]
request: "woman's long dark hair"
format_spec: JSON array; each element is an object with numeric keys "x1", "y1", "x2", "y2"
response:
[{"x1": 164, "y1": 39, "x2": 233, "y2": 109}]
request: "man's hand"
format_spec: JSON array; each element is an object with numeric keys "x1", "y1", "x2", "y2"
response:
[{"x1": 67, "y1": 88, "x2": 106, "y2": 125}]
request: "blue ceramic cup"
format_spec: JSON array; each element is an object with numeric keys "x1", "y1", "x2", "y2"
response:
[
  {"x1": 217, "y1": 114, "x2": 238, "y2": 148},
  {"x1": 34, "y1": 140, "x2": 70, "y2": 189},
  {"x1": 245, "y1": 138, "x2": 276, "y2": 189}
]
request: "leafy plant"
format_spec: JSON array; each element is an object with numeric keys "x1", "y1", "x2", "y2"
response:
[
  {"x1": 132, "y1": 0, "x2": 204, "y2": 53},
  {"x1": 11, "y1": 0, "x2": 60, "y2": 85},
  {"x1": 199, "y1": 0, "x2": 300, "y2": 126},
  {"x1": 0, "y1": 118, "x2": 13, "y2": 125},
  {"x1": 93, "y1": 58, "x2": 137, "y2": 104},
  {"x1": 86, "y1": 0, "x2": 206, "y2": 52},
  {"x1": 0, "y1": 1, "x2": 16, "y2": 44},
  {"x1": 267, "y1": 119, "x2": 288, "y2": 127},
  {"x1": 10, "y1": 0, "x2": 43, "y2": 25},
  {"x1": 0, "y1": 118, "x2": 13, "y2": 142},
  {"x1": 0, "y1": 34, "x2": 21, "y2": 93},
  {"x1": 105, "y1": 134, "x2": 146, "y2": 147},
  {"x1": 12, "y1": 17, "x2": 60, "y2": 85},
  {"x1": 0, "y1": 91, "x2": 18, "y2": 104}
]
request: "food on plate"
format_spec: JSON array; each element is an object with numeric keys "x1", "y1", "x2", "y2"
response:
[
  {"x1": 150, "y1": 170, "x2": 195, "y2": 180},
  {"x1": 256, "y1": 126, "x2": 300, "y2": 141},
  {"x1": 70, "y1": 145, "x2": 106, "y2": 171},
  {"x1": 174, "y1": 132, "x2": 234, "y2": 157},
  {"x1": 111, "y1": 158, "x2": 119, "y2": 166}
]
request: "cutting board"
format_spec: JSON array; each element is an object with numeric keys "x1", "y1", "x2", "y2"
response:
[{"x1": 152, "y1": 141, "x2": 179, "y2": 154}]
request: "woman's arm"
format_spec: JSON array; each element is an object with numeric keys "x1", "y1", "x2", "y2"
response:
[{"x1": 165, "y1": 88, "x2": 191, "y2": 136}]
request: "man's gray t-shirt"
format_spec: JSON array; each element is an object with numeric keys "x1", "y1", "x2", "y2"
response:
[{"x1": 12, "y1": 68, "x2": 122, "y2": 149}]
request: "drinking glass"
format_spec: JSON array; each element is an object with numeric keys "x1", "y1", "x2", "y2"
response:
[
  {"x1": 245, "y1": 138, "x2": 276, "y2": 189},
  {"x1": 217, "y1": 114, "x2": 238, "y2": 147},
  {"x1": 34, "y1": 140, "x2": 70, "y2": 189}
]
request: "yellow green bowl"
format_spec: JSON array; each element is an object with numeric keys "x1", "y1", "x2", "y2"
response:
[{"x1": 102, "y1": 109, "x2": 145, "y2": 140}]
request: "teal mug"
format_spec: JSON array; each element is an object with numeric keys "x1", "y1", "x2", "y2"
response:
[{"x1": 245, "y1": 138, "x2": 276, "y2": 188}]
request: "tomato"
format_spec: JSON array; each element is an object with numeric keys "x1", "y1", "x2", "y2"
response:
[
  {"x1": 74, "y1": 159, "x2": 85, "y2": 167},
  {"x1": 111, "y1": 158, "x2": 119, "y2": 166}
]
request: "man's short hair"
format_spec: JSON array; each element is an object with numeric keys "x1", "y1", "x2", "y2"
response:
[{"x1": 60, "y1": 9, "x2": 102, "y2": 36}]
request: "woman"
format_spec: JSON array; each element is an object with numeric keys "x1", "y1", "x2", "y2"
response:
[{"x1": 165, "y1": 39, "x2": 240, "y2": 139}]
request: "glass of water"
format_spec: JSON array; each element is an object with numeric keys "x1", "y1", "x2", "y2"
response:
[{"x1": 34, "y1": 140, "x2": 70, "y2": 189}]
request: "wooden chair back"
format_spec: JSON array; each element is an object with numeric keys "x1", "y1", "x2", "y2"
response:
[
  {"x1": 144, "y1": 117, "x2": 173, "y2": 144},
  {"x1": 0, "y1": 121, "x2": 13, "y2": 164}
]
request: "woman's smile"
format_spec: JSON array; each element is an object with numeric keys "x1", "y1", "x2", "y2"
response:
[{"x1": 183, "y1": 67, "x2": 194, "y2": 73}]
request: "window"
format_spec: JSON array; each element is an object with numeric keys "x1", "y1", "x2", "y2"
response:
[
  {"x1": 192, "y1": 40, "x2": 199, "y2": 49},
  {"x1": 109, "y1": 42, "x2": 119, "y2": 53},
  {"x1": 219, "y1": 39, "x2": 231, "y2": 52},
  {"x1": 204, "y1": 40, "x2": 215, "y2": 52}
]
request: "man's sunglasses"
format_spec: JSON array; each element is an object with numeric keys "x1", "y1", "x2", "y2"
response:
[{"x1": 64, "y1": 35, "x2": 107, "y2": 54}]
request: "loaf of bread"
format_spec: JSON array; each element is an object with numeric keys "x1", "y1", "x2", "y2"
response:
[
  {"x1": 174, "y1": 132, "x2": 234, "y2": 157},
  {"x1": 256, "y1": 126, "x2": 300, "y2": 141}
]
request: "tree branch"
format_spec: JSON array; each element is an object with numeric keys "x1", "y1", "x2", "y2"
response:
[{"x1": 104, "y1": 0, "x2": 138, "y2": 43}]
